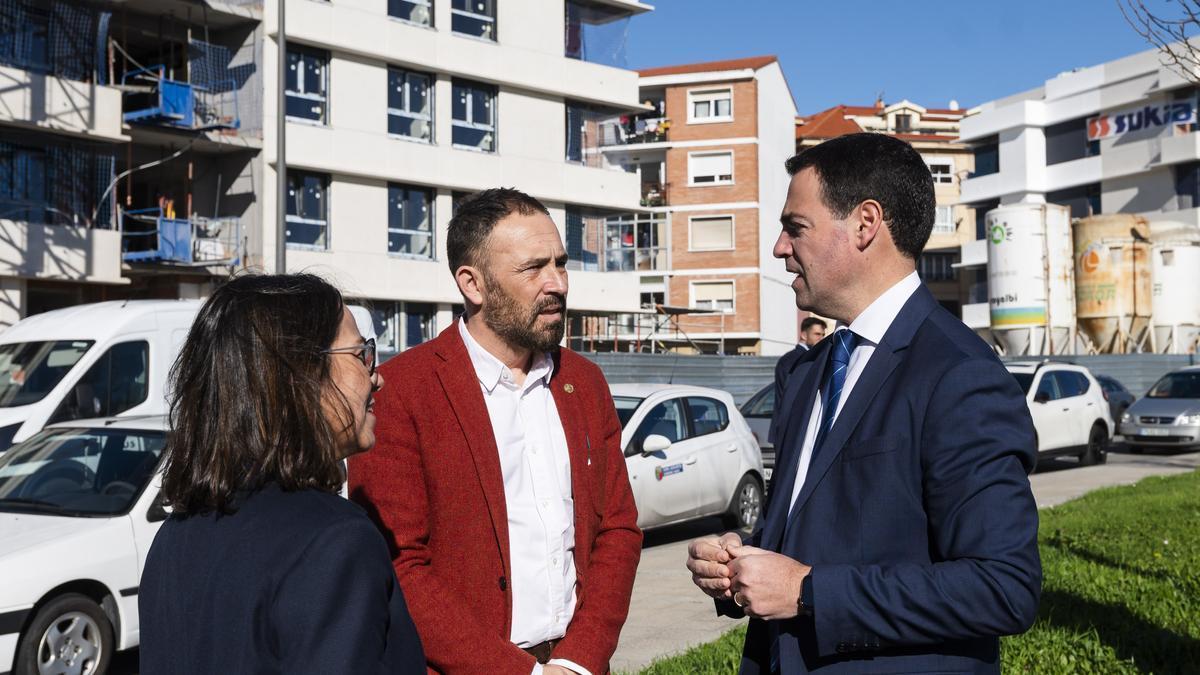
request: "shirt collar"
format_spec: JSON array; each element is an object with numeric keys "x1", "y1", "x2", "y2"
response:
[
  {"x1": 458, "y1": 318, "x2": 554, "y2": 393},
  {"x1": 845, "y1": 271, "x2": 922, "y2": 346}
]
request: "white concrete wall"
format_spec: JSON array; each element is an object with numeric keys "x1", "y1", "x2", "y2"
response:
[
  {"x1": 754, "y1": 62, "x2": 798, "y2": 356},
  {"x1": 0, "y1": 220, "x2": 125, "y2": 285},
  {"x1": 0, "y1": 65, "x2": 128, "y2": 142}
]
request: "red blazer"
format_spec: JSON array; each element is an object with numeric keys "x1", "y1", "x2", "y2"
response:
[{"x1": 350, "y1": 325, "x2": 642, "y2": 674}]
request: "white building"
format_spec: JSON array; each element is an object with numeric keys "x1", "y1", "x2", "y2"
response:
[
  {"x1": 956, "y1": 41, "x2": 1200, "y2": 328},
  {"x1": 0, "y1": 0, "x2": 652, "y2": 357}
]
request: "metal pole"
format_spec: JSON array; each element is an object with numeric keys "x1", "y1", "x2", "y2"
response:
[{"x1": 275, "y1": 0, "x2": 287, "y2": 273}]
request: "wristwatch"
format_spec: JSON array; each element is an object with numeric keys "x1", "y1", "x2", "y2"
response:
[{"x1": 799, "y1": 574, "x2": 814, "y2": 616}]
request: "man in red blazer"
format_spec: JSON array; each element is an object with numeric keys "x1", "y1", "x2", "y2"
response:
[{"x1": 350, "y1": 188, "x2": 642, "y2": 675}]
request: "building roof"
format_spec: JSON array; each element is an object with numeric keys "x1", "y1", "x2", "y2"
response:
[
  {"x1": 638, "y1": 55, "x2": 778, "y2": 77},
  {"x1": 796, "y1": 103, "x2": 964, "y2": 142}
]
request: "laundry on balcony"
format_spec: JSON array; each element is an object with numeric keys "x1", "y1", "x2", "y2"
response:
[{"x1": 121, "y1": 207, "x2": 240, "y2": 266}]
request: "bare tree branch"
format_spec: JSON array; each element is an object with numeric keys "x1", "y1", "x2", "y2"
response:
[{"x1": 1119, "y1": 0, "x2": 1200, "y2": 83}]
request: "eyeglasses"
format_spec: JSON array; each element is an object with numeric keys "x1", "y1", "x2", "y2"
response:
[{"x1": 323, "y1": 337, "x2": 377, "y2": 376}]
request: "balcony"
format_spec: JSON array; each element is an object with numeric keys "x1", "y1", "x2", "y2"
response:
[
  {"x1": 121, "y1": 207, "x2": 241, "y2": 266},
  {"x1": 641, "y1": 182, "x2": 666, "y2": 207},
  {"x1": 599, "y1": 117, "x2": 670, "y2": 147},
  {"x1": 121, "y1": 65, "x2": 241, "y2": 132},
  {"x1": 0, "y1": 64, "x2": 127, "y2": 142}
]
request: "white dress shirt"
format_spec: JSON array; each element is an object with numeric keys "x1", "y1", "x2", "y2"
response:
[
  {"x1": 459, "y1": 320, "x2": 590, "y2": 675},
  {"x1": 788, "y1": 272, "x2": 922, "y2": 509}
]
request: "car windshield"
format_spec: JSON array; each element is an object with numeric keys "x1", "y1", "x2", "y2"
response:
[
  {"x1": 0, "y1": 427, "x2": 164, "y2": 516},
  {"x1": 0, "y1": 341, "x2": 94, "y2": 407},
  {"x1": 1010, "y1": 372, "x2": 1034, "y2": 394},
  {"x1": 1147, "y1": 372, "x2": 1200, "y2": 399},
  {"x1": 613, "y1": 396, "x2": 643, "y2": 429}
]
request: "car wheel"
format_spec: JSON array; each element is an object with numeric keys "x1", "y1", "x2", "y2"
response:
[
  {"x1": 723, "y1": 474, "x2": 763, "y2": 531},
  {"x1": 15, "y1": 593, "x2": 113, "y2": 675},
  {"x1": 1080, "y1": 424, "x2": 1109, "y2": 466}
]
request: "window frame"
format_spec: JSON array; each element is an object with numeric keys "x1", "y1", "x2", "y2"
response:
[
  {"x1": 687, "y1": 87, "x2": 733, "y2": 124},
  {"x1": 48, "y1": 340, "x2": 150, "y2": 424},
  {"x1": 285, "y1": 169, "x2": 331, "y2": 250},
  {"x1": 687, "y1": 214, "x2": 735, "y2": 252},
  {"x1": 683, "y1": 396, "x2": 730, "y2": 438},
  {"x1": 451, "y1": 79, "x2": 498, "y2": 153},
  {"x1": 932, "y1": 205, "x2": 956, "y2": 235},
  {"x1": 626, "y1": 396, "x2": 689, "y2": 457},
  {"x1": 687, "y1": 150, "x2": 734, "y2": 186},
  {"x1": 689, "y1": 279, "x2": 735, "y2": 313},
  {"x1": 450, "y1": 0, "x2": 497, "y2": 41},
  {"x1": 388, "y1": 0, "x2": 434, "y2": 27},
  {"x1": 387, "y1": 66, "x2": 434, "y2": 143},
  {"x1": 927, "y1": 158, "x2": 955, "y2": 184},
  {"x1": 285, "y1": 45, "x2": 330, "y2": 125},
  {"x1": 387, "y1": 183, "x2": 436, "y2": 260}
]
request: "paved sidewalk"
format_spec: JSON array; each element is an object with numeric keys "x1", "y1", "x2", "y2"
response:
[{"x1": 611, "y1": 449, "x2": 1200, "y2": 673}]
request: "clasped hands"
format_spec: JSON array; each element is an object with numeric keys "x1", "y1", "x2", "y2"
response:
[{"x1": 686, "y1": 532, "x2": 811, "y2": 621}]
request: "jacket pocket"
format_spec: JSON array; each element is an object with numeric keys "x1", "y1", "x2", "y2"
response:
[{"x1": 842, "y1": 435, "x2": 904, "y2": 461}]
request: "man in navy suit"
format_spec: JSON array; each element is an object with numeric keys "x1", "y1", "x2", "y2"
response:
[{"x1": 686, "y1": 133, "x2": 1041, "y2": 674}]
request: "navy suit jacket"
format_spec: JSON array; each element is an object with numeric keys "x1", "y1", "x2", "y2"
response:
[
  {"x1": 140, "y1": 484, "x2": 426, "y2": 674},
  {"x1": 725, "y1": 285, "x2": 1041, "y2": 674}
]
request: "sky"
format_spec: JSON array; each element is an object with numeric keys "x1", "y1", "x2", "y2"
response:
[{"x1": 625, "y1": 0, "x2": 1166, "y2": 114}]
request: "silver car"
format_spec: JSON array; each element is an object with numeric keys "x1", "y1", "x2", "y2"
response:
[{"x1": 1119, "y1": 366, "x2": 1200, "y2": 452}]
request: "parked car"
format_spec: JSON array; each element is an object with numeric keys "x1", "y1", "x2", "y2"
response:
[
  {"x1": 1005, "y1": 361, "x2": 1113, "y2": 465},
  {"x1": 740, "y1": 384, "x2": 776, "y2": 480},
  {"x1": 0, "y1": 416, "x2": 168, "y2": 675},
  {"x1": 1118, "y1": 366, "x2": 1200, "y2": 452},
  {"x1": 1096, "y1": 374, "x2": 1136, "y2": 423},
  {"x1": 611, "y1": 384, "x2": 764, "y2": 531}
]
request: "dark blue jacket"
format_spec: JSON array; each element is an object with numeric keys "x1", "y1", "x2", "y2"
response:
[
  {"x1": 140, "y1": 483, "x2": 425, "y2": 674},
  {"x1": 728, "y1": 285, "x2": 1041, "y2": 674}
]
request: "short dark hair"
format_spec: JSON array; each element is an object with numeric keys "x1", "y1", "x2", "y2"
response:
[
  {"x1": 785, "y1": 133, "x2": 935, "y2": 259},
  {"x1": 801, "y1": 317, "x2": 827, "y2": 333},
  {"x1": 161, "y1": 273, "x2": 351, "y2": 516},
  {"x1": 447, "y1": 188, "x2": 549, "y2": 274}
]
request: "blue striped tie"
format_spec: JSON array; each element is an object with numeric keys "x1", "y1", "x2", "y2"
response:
[{"x1": 815, "y1": 329, "x2": 859, "y2": 453}]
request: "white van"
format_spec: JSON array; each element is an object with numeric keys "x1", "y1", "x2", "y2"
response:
[{"x1": 0, "y1": 301, "x2": 203, "y2": 452}]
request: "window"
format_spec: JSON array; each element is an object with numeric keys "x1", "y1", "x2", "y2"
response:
[
  {"x1": 691, "y1": 281, "x2": 734, "y2": 312},
  {"x1": 370, "y1": 301, "x2": 437, "y2": 358},
  {"x1": 388, "y1": 184, "x2": 434, "y2": 258},
  {"x1": 928, "y1": 158, "x2": 954, "y2": 184},
  {"x1": 1046, "y1": 183, "x2": 1100, "y2": 219},
  {"x1": 640, "y1": 291, "x2": 664, "y2": 309},
  {"x1": 689, "y1": 151, "x2": 733, "y2": 185},
  {"x1": 1176, "y1": 161, "x2": 1200, "y2": 209},
  {"x1": 285, "y1": 47, "x2": 328, "y2": 124},
  {"x1": 895, "y1": 113, "x2": 913, "y2": 133},
  {"x1": 49, "y1": 341, "x2": 149, "y2": 423},
  {"x1": 972, "y1": 137, "x2": 999, "y2": 177},
  {"x1": 932, "y1": 206, "x2": 955, "y2": 235},
  {"x1": 972, "y1": 199, "x2": 999, "y2": 240},
  {"x1": 741, "y1": 386, "x2": 774, "y2": 418},
  {"x1": 603, "y1": 212, "x2": 667, "y2": 271},
  {"x1": 686, "y1": 397, "x2": 729, "y2": 436},
  {"x1": 688, "y1": 88, "x2": 732, "y2": 123},
  {"x1": 451, "y1": 0, "x2": 496, "y2": 40},
  {"x1": 452, "y1": 79, "x2": 496, "y2": 152},
  {"x1": 0, "y1": 145, "x2": 47, "y2": 223},
  {"x1": 918, "y1": 251, "x2": 957, "y2": 282},
  {"x1": 0, "y1": 340, "x2": 93, "y2": 408},
  {"x1": 285, "y1": 170, "x2": 329, "y2": 248},
  {"x1": 389, "y1": 0, "x2": 433, "y2": 26},
  {"x1": 628, "y1": 398, "x2": 686, "y2": 455},
  {"x1": 388, "y1": 68, "x2": 433, "y2": 142},
  {"x1": 1046, "y1": 117, "x2": 1099, "y2": 165},
  {"x1": 1034, "y1": 373, "x2": 1061, "y2": 402},
  {"x1": 689, "y1": 215, "x2": 733, "y2": 250},
  {"x1": 1057, "y1": 371, "x2": 1090, "y2": 398}
]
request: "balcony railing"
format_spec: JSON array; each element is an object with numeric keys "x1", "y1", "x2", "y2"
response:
[
  {"x1": 599, "y1": 117, "x2": 670, "y2": 146},
  {"x1": 641, "y1": 182, "x2": 666, "y2": 207},
  {"x1": 122, "y1": 207, "x2": 241, "y2": 266}
]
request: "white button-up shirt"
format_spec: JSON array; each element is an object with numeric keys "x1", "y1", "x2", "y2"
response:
[
  {"x1": 459, "y1": 320, "x2": 590, "y2": 675},
  {"x1": 788, "y1": 272, "x2": 922, "y2": 509}
]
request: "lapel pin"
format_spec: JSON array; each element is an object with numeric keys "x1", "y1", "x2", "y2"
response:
[{"x1": 564, "y1": 383, "x2": 575, "y2": 394}]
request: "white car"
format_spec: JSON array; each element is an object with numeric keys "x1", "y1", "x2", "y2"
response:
[
  {"x1": 0, "y1": 416, "x2": 168, "y2": 675},
  {"x1": 1005, "y1": 361, "x2": 1114, "y2": 466},
  {"x1": 611, "y1": 384, "x2": 765, "y2": 532}
]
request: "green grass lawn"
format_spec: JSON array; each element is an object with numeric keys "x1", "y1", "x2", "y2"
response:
[{"x1": 631, "y1": 469, "x2": 1200, "y2": 675}]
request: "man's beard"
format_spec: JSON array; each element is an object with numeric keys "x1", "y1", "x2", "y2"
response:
[{"x1": 482, "y1": 276, "x2": 566, "y2": 353}]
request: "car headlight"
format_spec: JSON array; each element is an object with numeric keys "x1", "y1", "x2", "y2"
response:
[
  {"x1": 1120, "y1": 411, "x2": 1132, "y2": 424},
  {"x1": 1176, "y1": 413, "x2": 1200, "y2": 426}
]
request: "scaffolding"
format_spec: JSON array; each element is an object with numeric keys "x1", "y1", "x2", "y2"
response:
[
  {"x1": 0, "y1": 0, "x2": 110, "y2": 82},
  {"x1": 0, "y1": 134, "x2": 115, "y2": 229},
  {"x1": 121, "y1": 207, "x2": 241, "y2": 266}
]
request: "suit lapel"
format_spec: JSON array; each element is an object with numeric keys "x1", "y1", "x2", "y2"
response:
[
  {"x1": 785, "y1": 285, "x2": 939, "y2": 522},
  {"x1": 432, "y1": 329, "x2": 510, "y2": 569},
  {"x1": 761, "y1": 345, "x2": 828, "y2": 552},
  {"x1": 548, "y1": 354, "x2": 595, "y2": 548}
]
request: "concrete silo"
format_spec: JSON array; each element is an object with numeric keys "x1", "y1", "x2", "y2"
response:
[
  {"x1": 1073, "y1": 214, "x2": 1153, "y2": 353},
  {"x1": 1150, "y1": 225, "x2": 1200, "y2": 354},
  {"x1": 985, "y1": 204, "x2": 1076, "y2": 355}
]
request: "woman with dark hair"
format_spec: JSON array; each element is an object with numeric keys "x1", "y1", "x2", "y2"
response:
[{"x1": 139, "y1": 273, "x2": 424, "y2": 674}]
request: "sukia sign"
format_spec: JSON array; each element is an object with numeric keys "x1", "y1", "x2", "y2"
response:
[{"x1": 1087, "y1": 101, "x2": 1196, "y2": 141}]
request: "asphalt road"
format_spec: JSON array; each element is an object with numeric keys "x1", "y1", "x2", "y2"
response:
[{"x1": 109, "y1": 446, "x2": 1199, "y2": 675}]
